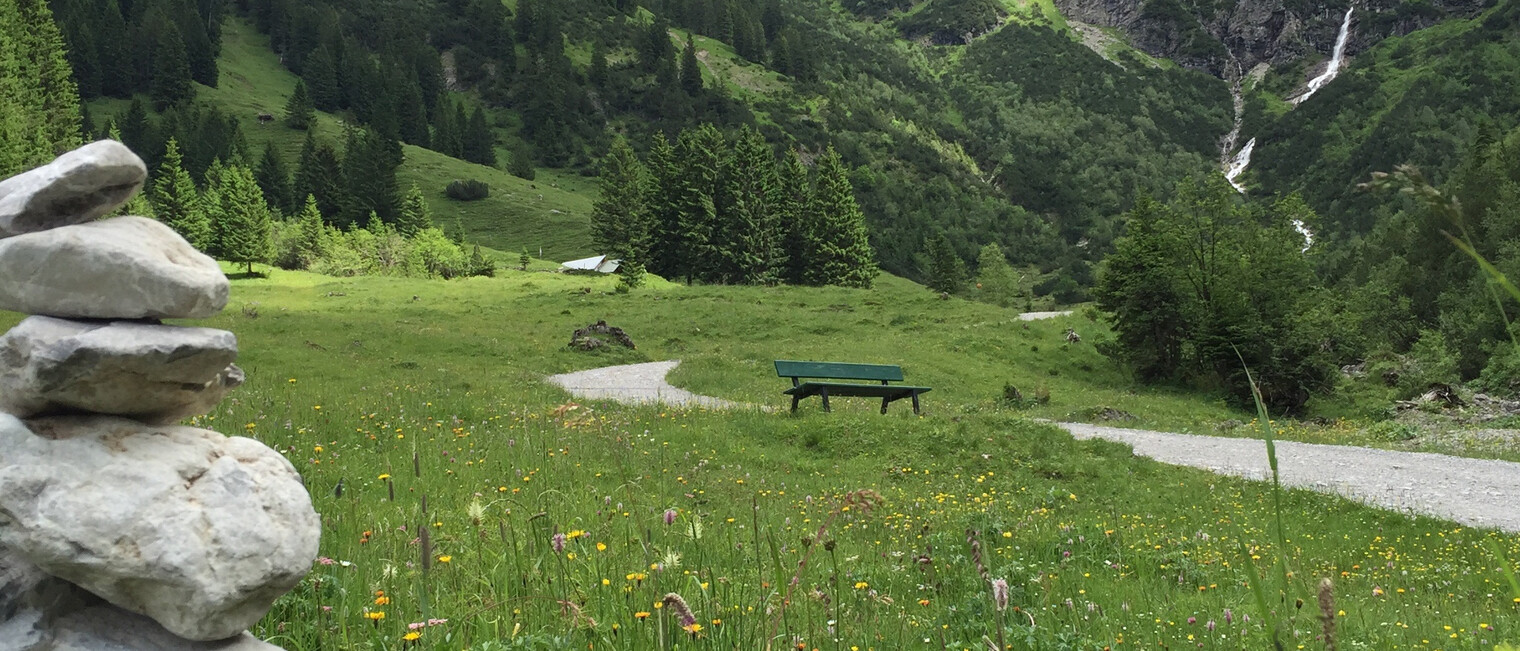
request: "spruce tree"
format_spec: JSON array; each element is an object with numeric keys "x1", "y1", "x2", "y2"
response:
[
  {"x1": 923, "y1": 232, "x2": 965, "y2": 294},
  {"x1": 106, "y1": 121, "x2": 154, "y2": 217},
  {"x1": 213, "y1": 163, "x2": 274, "y2": 273},
  {"x1": 679, "y1": 35, "x2": 703, "y2": 97},
  {"x1": 591, "y1": 136, "x2": 650, "y2": 264},
  {"x1": 777, "y1": 149, "x2": 816, "y2": 285},
  {"x1": 284, "y1": 80, "x2": 315, "y2": 130},
  {"x1": 342, "y1": 126, "x2": 403, "y2": 226},
  {"x1": 463, "y1": 105, "x2": 496, "y2": 166},
  {"x1": 520, "y1": 247, "x2": 530, "y2": 270},
  {"x1": 151, "y1": 137, "x2": 210, "y2": 250},
  {"x1": 674, "y1": 124, "x2": 726, "y2": 283},
  {"x1": 431, "y1": 95, "x2": 463, "y2": 158},
  {"x1": 294, "y1": 131, "x2": 347, "y2": 224},
  {"x1": 150, "y1": 22, "x2": 194, "y2": 110},
  {"x1": 3, "y1": 0, "x2": 81, "y2": 174},
  {"x1": 291, "y1": 194, "x2": 327, "y2": 269},
  {"x1": 716, "y1": 127, "x2": 782, "y2": 284},
  {"x1": 644, "y1": 130, "x2": 682, "y2": 279},
  {"x1": 397, "y1": 184, "x2": 433, "y2": 237},
  {"x1": 97, "y1": 0, "x2": 131, "y2": 98},
  {"x1": 589, "y1": 39, "x2": 609, "y2": 87},
  {"x1": 809, "y1": 147, "x2": 876, "y2": 288},
  {"x1": 301, "y1": 45, "x2": 341, "y2": 111},
  {"x1": 255, "y1": 144, "x2": 294, "y2": 215},
  {"x1": 974, "y1": 243, "x2": 1020, "y2": 306}
]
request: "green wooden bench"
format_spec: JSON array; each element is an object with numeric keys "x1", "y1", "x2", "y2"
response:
[{"x1": 774, "y1": 360, "x2": 932, "y2": 414}]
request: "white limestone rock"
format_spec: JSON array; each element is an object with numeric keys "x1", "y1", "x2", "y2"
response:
[
  {"x1": 0, "y1": 217, "x2": 228, "y2": 319},
  {"x1": 0, "y1": 141, "x2": 147, "y2": 239},
  {"x1": 0, "y1": 316, "x2": 241, "y2": 424},
  {"x1": 0, "y1": 414, "x2": 320, "y2": 642}
]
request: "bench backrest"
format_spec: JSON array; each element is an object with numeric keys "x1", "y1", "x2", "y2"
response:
[{"x1": 774, "y1": 360, "x2": 904, "y2": 382}]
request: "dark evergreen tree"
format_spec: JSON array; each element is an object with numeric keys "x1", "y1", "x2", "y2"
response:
[
  {"x1": 96, "y1": 0, "x2": 132, "y2": 97},
  {"x1": 151, "y1": 137, "x2": 210, "y2": 250},
  {"x1": 301, "y1": 44, "x2": 341, "y2": 111},
  {"x1": 923, "y1": 232, "x2": 965, "y2": 294},
  {"x1": 342, "y1": 126, "x2": 403, "y2": 226},
  {"x1": 3, "y1": 0, "x2": 82, "y2": 174},
  {"x1": 644, "y1": 131, "x2": 682, "y2": 279},
  {"x1": 588, "y1": 39, "x2": 608, "y2": 88},
  {"x1": 118, "y1": 99, "x2": 152, "y2": 159},
  {"x1": 284, "y1": 80, "x2": 315, "y2": 130},
  {"x1": 294, "y1": 130, "x2": 346, "y2": 224},
  {"x1": 431, "y1": 96, "x2": 463, "y2": 158},
  {"x1": 639, "y1": 15, "x2": 674, "y2": 71},
  {"x1": 591, "y1": 136, "x2": 650, "y2": 264},
  {"x1": 507, "y1": 140, "x2": 536, "y2": 180},
  {"x1": 255, "y1": 144, "x2": 294, "y2": 215},
  {"x1": 673, "y1": 123, "x2": 725, "y2": 283},
  {"x1": 166, "y1": 0, "x2": 216, "y2": 87},
  {"x1": 777, "y1": 149, "x2": 815, "y2": 285},
  {"x1": 394, "y1": 68, "x2": 430, "y2": 148},
  {"x1": 462, "y1": 105, "x2": 496, "y2": 166},
  {"x1": 149, "y1": 22, "x2": 194, "y2": 110},
  {"x1": 716, "y1": 126, "x2": 782, "y2": 284},
  {"x1": 679, "y1": 35, "x2": 703, "y2": 97},
  {"x1": 809, "y1": 147, "x2": 876, "y2": 288}
]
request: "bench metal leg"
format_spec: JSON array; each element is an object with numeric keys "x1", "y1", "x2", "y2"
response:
[
  {"x1": 820, "y1": 387, "x2": 830, "y2": 412},
  {"x1": 791, "y1": 395, "x2": 799, "y2": 413},
  {"x1": 881, "y1": 396, "x2": 890, "y2": 414},
  {"x1": 911, "y1": 392, "x2": 920, "y2": 414}
]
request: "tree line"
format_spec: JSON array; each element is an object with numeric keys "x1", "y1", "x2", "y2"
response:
[
  {"x1": 592, "y1": 124, "x2": 876, "y2": 288},
  {"x1": 1, "y1": 0, "x2": 82, "y2": 177}
]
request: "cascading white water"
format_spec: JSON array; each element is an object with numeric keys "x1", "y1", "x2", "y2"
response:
[
  {"x1": 1225, "y1": 137, "x2": 1255, "y2": 192},
  {"x1": 1294, "y1": 7, "x2": 1355, "y2": 105}
]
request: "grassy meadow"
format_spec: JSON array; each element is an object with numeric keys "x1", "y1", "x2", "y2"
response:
[{"x1": 5, "y1": 267, "x2": 1515, "y2": 649}]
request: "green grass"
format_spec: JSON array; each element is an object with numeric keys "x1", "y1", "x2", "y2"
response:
[
  {"x1": 5, "y1": 268, "x2": 1515, "y2": 649},
  {"x1": 90, "y1": 18, "x2": 601, "y2": 263}
]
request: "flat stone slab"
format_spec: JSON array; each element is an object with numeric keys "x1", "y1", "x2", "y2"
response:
[
  {"x1": 0, "y1": 414, "x2": 320, "y2": 641},
  {"x1": 0, "y1": 316, "x2": 240, "y2": 424},
  {"x1": 0, "y1": 216, "x2": 228, "y2": 319},
  {"x1": 0, "y1": 141, "x2": 147, "y2": 239}
]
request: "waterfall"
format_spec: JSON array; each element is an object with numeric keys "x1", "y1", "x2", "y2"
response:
[
  {"x1": 1293, "y1": 7, "x2": 1355, "y2": 105},
  {"x1": 1225, "y1": 137, "x2": 1255, "y2": 192}
]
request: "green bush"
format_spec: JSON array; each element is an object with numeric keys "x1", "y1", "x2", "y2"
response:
[{"x1": 445, "y1": 179, "x2": 491, "y2": 201}]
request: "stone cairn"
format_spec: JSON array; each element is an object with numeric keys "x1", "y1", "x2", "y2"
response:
[{"x1": 0, "y1": 141, "x2": 320, "y2": 650}]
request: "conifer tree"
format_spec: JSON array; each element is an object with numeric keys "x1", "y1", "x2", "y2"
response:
[
  {"x1": 809, "y1": 147, "x2": 876, "y2": 288},
  {"x1": 284, "y1": 80, "x2": 315, "y2": 130},
  {"x1": 255, "y1": 144, "x2": 294, "y2": 215},
  {"x1": 150, "y1": 22, "x2": 194, "y2": 110},
  {"x1": 463, "y1": 105, "x2": 496, "y2": 166},
  {"x1": 974, "y1": 242, "x2": 1020, "y2": 306},
  {"x1": 294, "y1": 131, "x2": 347, "y2": 224},
  {"x1": 301, "y1": 45, "x2": 341, "y2": 111},
  {"x1": 96, "y1": 0, "x2": 131, "y2": 98},
  {"x1": 342, "y1": 126, "x2": 403, "y2": 226},
  {"x1": 679, "y1": 35, "x2": 703, "y2": 96},
  {"x1": 212, "y1": 163, "x2": 274, "y2": 273},
  {"x1": 2, "y1": 0, "x2": 81, "y2": 175},
  {"x1": 290, "y1": 194, "x2": 327, "y2": 269},
  {"x1": 777, "y1": 149, "x2": 816, "y2": 285},
  {"x1": 395, "y1": 73, "x2": 430, "y2": 148},
  {"x1": 923, "y1": 232, "x2": 964, "y2": 294},
  {"x1": 716, "y1": 127, "x2": 782, "y2": 284},
  {"x1": 672, "y1": 124, "x2": 725, "y2": 283},
  {"x1": 589, "y1": 39, "x2": 609, "y2": 87},
  {"x1": 431, "y1": 96, "x2": 462, "y2": 158},
  {"x1": 591, "y1": 136, "x2": 650, "y2": 264},
  {"x1": 151, "y1": 137, "x2": 210, "y2": 249},
  {"x1": 644, "y1": 130, "x2": 682, "y2": 278},
  {"x1": 507, "y1": 140, "x2": 536, "y2": 180},
  {"x1": 397, "y1": 184, "x2": 433, "y2": 237},
  {"x1": 520, "y1": 247, "x2": 530, "y2": 270}
]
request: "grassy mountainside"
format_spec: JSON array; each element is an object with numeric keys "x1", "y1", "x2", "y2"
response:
[
  {"x1": 5, "y1": 269, "x2": 1515, "y2": 649},
  {"x1": 91, "y1": 18, "x2": 602, "y2": 262}
]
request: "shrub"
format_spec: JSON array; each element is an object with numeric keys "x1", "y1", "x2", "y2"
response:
[{"x1": 446, "y1": 179, "x2": 490, "y2": 201}]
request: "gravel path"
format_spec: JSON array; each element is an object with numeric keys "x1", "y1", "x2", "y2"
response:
[
  {"x1": 1060, "y1": 423, "x2": 1520, "y2": 533},
  {"x1": 548, "y1": 360, "x2": 1520, "y2": 532},
  {"x1": 1017, "y1": 310, "x2": 1073, "y2": 321},
  {"x1": 546, "y1": 361, "x2": 742, "y2": 410}
]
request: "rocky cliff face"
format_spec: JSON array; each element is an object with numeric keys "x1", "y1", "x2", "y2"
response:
[{"x1": 1055, "y1": 0, "x2": 1487, "y2": 78}]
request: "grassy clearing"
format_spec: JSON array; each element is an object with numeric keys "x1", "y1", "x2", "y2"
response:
[{"x1": 5, "y1": 268, "x2": 1515, "y2": 648}]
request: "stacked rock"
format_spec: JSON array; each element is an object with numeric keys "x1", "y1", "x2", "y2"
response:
[{"x1": 0, "y1": 142, "x2": 320, "y2": 651}]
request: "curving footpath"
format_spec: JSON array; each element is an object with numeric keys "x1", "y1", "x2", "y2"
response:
[{"x1": 547, "y1": 359, "x2": 1520, "y2": 533}]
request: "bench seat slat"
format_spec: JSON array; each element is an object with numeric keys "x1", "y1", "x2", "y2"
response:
[
  {"x1": 783, "y1": 382, "x2": 931, "y2": 398},
  {"x1": 774, "y1": 360, "x2": 903, "y2": 383}
]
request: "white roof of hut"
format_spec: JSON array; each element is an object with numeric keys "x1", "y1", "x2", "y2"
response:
[{"x1": 560, "y1": 255, "x2": 621, "y2": 273}]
